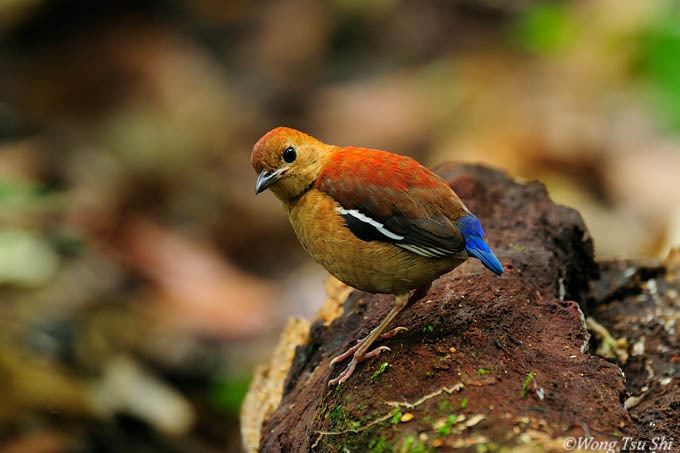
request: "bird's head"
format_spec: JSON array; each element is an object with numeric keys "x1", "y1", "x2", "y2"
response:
[{"x1": 251, "y1": 127, "x2": 331, "y2": 202}]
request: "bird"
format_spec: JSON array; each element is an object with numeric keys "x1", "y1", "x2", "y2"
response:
[{"x1": 251, "y1": 127, "x2": 503, "y2": 385}]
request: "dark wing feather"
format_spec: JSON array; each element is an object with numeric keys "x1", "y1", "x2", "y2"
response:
[
  {"x1": 317, "y1": 147, "x2": 468, "y2": 258},
  {"x1": 383, "y1": 215, "x2": 463, "y2": 256},
  {"x1": 338, "y1": 209, "x2": 387, "y2": 242}
]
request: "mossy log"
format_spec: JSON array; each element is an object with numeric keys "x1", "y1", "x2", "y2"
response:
[{"x1": 242, "y1": 164, "x2": 680, "y2": 452}]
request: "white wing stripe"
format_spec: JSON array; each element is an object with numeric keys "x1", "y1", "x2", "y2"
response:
[
  {"x1": 399, "y1": 244, "x2": 438, "y2": 258},
  {"x1": 336, "y1": 207, "x2": 405, "y2": 240},
  {"x1": 336, "y1": 206, "x2": 456, "y2": 258},
  {"x1": 398, "y1": 243, "x2": 458, "y2": 258},
  {"x1": 399, "y1": 244, "x2": 424, "y2": 256}
]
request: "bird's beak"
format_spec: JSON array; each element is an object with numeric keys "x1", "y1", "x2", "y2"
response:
[{"x1": 255, "y1": 167, "x2": 288, "y2": 194}]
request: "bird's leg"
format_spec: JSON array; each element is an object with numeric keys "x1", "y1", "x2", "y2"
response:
[
  {"x1": 328, "y1": 284, "x2": 431, "y2": 385},
  {"x1": 329, "y1": 283, "x2": 431, "y2": 367},
  {"x1": 328, "y1": 293, "x2": 408, "y2": 385},
  {"x1": 330, "y1": 284, "x2": 433, "y2": 386}
]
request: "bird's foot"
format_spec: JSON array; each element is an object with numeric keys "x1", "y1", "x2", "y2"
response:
[
  {"x1": 329, "y1": 326, "x2": 407, "y2": 367},
  {"x1": 328, "y1": 326, "x2": 407, "y2": 385},
  {"x1": 328, "y1": 346, "x2": 391, "y2": 386}
]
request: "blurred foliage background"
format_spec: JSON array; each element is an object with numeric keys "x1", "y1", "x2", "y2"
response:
[{"x1": 0, "y1": 0, "x2": 679, "y2": 451}]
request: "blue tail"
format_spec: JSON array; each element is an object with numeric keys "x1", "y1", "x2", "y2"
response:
[{"x1": 458, "y1": 215, "x2": 504, "y2": 276}]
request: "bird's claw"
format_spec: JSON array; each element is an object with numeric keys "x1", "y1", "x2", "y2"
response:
[
  {"x1": 330, "y1": 343, "x2": 361, "y2": 367},
  {"x1": 328, "y1": 325, "x2": 408, "y2": 385},
  {"x1": 362, "y1": 345, "x2": 391, "y2": 359},
  {"x1": 382, "y1": 326, "x2": 408, "y2": 338},
  {"x1": 329, "y1": 359, "x2": 357, "y2": 386},
  {"x1": 329, "y1": 326, "x2": 408, "y2": 367},
  {"x1": 328, "y1": 346, "x2": 391, "y2": 386}
]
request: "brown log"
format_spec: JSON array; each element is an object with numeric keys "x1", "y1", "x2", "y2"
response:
[{"x1": 242, "y1": 164, "x2": 679, "y2": 452}]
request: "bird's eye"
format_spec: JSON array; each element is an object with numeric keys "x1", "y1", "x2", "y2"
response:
[{"x1": 282, "y1": 146, "x2": 297, "y2": 163}]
